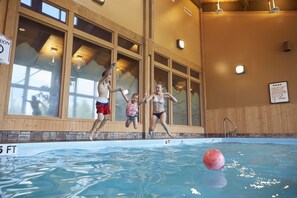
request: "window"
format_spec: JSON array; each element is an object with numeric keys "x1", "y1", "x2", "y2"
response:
[
  {"x1": 9, "y1": 16, "x2": 64, "y2": 116},
  {"x1": 118, "y1": 36, "x2": 140, "y2": 54},
  {"x1": 21, "y1": 0, "x2": 31, "y2": 6},
  {"x1": 172, "y1": 61, "x2": 187, "y2": 74},
  {"x1": 190, "y1": 69, "x2": 200, "y2": 79},
  {"x1": 21, "y1": 0, "x2": 66, "y2": 23},
  {"x1": 172, "y1": 74, "x2": 188, "y2": 125},
  {"x1": 115, "y1": 54, "x2": 139, "y2": 121},
  {"x1": 154, "y1": 53, "x2": 168, "y2": 66},
  {"x1": 68, "y1": 37, "x2": 112, "y2": 119},
  {"x1": 74, "y1": 16, "x2": 112, "y2": 43},
  {"x1": 154, "y1": 67, "x2": 168, "y2": 92},
  {"x1": 191, "y1": 81, "x2": 201, "y2": 126}
]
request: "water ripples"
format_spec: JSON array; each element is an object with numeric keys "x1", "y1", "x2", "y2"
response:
[{"x1": 1, "y1": 143, "x2": 297, "y2": 197}]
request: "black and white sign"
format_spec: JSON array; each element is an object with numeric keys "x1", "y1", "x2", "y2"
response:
[
  {"x1": 0, "y1": 34, "x2": 12, "y2": 64},
  {"x1": 269, "y1": 81, "x2": 289, "y2": 104},
  {"x1": 0, "y1": 144, "x2": 18, "y2": 156}
]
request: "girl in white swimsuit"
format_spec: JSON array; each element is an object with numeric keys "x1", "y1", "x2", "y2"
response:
[
  {"x1": 152, "y1": 96, "x2": 165, "y2": 119},
  {"x1": 145, "y1": 82, "x2": 178, "y2": 138}
]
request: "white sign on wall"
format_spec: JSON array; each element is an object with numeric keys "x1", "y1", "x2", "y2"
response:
[
  {"x1": 269, "y1": 81, "x2": 290, "y2": 104},
  {"x1": 0, "y1": 34, "x2": 12, "y2": 64}
]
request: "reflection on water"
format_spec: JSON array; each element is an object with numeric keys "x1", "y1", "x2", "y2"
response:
[{"x1": 202, "y1": 171, "x2": 228, "y2": 189}]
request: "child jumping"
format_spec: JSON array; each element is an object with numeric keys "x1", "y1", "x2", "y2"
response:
[
  {"x1": 120, "y1": 90, "x2": 148, "y2": 129},
  {"x1": 89, "y1": 63, "x2": 122, "y2": 141}
]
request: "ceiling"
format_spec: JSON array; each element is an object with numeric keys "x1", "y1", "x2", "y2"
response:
[{"x1": 191, "y1": 0, "x2": 297, "y2": 12}]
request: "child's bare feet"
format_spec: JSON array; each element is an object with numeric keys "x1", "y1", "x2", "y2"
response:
[
  {"x1": 89, "y1": 133, "x2": 93, "y2": 141},
  {"x1": 167, "y1": 132, "x2": 174, "y2": 138}
]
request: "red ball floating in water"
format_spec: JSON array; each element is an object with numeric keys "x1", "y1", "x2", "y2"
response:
[{"x1": 203, "y1": 149, "x2": 225, "y2": 170}]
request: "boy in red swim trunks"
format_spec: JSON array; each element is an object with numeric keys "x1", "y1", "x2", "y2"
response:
[{"x1": 89, "y1": 63, "x2": 122, "y2": 140}]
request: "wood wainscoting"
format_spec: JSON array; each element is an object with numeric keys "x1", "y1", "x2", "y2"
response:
[{"x1": 206, "y1": 103, "x2": 297, "y2": 135}]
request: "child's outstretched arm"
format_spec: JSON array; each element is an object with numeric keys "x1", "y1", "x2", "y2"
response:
[
  {"x1": 120, "y1": 89, "x2": 129, "y2": 103},
  {"x1": 100, "y1": 63, "x2": 116, "y2": 83},
  {"x1": 138, "y1": 93, "x2": 149, "y2": 105},
  {"x1": 109, "y1": 86, "x2": 122, "y2": 93},
  {"x1": 144, "y1": 93, "x2": 154, "y2": 104},
  {"x1": 164, "y1": 92, "x2": 178, "y2": 103}
]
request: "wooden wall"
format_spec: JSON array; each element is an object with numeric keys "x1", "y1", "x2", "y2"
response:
[{"x1": 206, "y1": 103, "x2": 297, "y2": 134}]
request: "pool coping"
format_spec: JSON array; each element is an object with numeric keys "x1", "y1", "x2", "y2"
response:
[{"x1": 1, "y1": 138, "x2": 297, "y2": 157}]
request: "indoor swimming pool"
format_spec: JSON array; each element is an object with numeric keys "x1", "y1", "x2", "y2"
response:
[{"x1": 0, "y1": 138, "x2": 297, "y2": 197}]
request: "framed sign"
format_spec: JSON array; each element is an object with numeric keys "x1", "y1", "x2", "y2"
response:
[{"x1": 268, "y1": 81, "x2": 289, "y2": 104}]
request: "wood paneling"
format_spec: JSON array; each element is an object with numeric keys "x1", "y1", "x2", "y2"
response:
[
  {"x1": 1, "y1": 116, "x2": 204, "y2": 134},
  {"x1": 206, "y1": 103, "x2": 297, "y2": 134},
  {"x1": 0, "y1": 0, "x2": 8, "y2": 33}
]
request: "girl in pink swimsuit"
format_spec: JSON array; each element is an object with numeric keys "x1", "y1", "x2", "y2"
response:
[{"x1": 120, "y1": 92, "x2": 148, "y2": 129}]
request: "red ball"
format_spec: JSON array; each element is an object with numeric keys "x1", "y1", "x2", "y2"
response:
[{"x1": 203, "y1": 149, "x2": 225, "y2": 170}]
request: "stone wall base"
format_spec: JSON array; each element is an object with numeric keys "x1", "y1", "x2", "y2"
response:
[
  {"x1": 1, "y1": 131, "x2": 296, "y2": 143},
  {"x1": 207, "y1": 133, "x2": 297, "y2": 138},
  {"x1": 0, "y1": 131, "x2": 206, "y2": 143}
]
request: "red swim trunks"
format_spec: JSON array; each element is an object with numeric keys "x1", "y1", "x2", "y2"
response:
[{"x1": 96, "y1": 102, "x2": 110, "y2": 115}]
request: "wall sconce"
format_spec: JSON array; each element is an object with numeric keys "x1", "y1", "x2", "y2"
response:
[
  {"x1": 176, "y1": 39, "x2": 185, "y2": 49},
  {"x1": 76, "y1": 55, "x2": 86, "y2": 70},
  {"x1": 235, "y1": 65, "x2": 245, "y2": 74},
  {"x1": 51, "y1": 47, "x2": 58, "y2": 64},
  {"x1": 93, "y1": 0, "x2": 105, "y2": 5},
  {"x1": 216, "y1": 0, "x2": 223, "y2": 14},
  {"x1": 269, "y1": 0, "x2": 280, "y2": 13},
  {"x1": 283, "y1": 41, "x2": 292, "y2": 52}
]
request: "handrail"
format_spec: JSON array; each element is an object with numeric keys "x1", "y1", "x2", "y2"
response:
[{"x1": 223, "y1": 117, "x2": 238, "y2": 138}]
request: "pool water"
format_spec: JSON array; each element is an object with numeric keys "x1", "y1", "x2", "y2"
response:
[{"x1": 1, "y1": 141, "x2": 297, "y2": 197}]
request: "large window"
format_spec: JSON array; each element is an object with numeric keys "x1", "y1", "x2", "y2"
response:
[
  {"x1": 9, "y1": 16, "x2": 64, "y2": 117},
  {"x1": 115, "y1": 54, "x2": 139, "y2": 121},
  {"x1": 191, "y1": 81, "x2": 201, "y2": 126},
  {"x1": 68, "y1": 37, "x2": 112, "y2": 119},
  {"x1": 172, "y1": 74, "x2": 188, "y2": 125},
  {"x1": 153, "y1": 53, "x2": 202, "y2": 127}
]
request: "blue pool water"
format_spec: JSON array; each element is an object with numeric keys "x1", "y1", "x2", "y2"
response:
[{"x1": 0, "y1": 139, "x2": 297, "y2": 197}]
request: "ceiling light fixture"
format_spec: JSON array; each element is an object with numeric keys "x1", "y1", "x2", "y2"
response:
[
  {"x1": 269, "y1": 0, "x2": 280, "y2": 13},
  {"x1": 216, "y1": 0, "x2": 223, "y2": 14}
]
